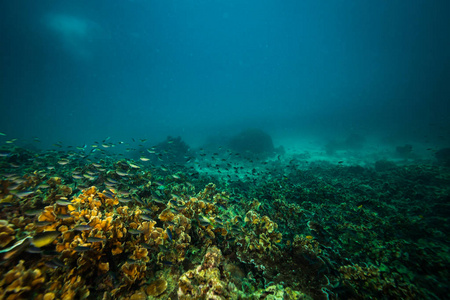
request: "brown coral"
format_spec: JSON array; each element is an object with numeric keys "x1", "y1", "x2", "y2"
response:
[{"x1": 0, "y1": 260, "x2": 46, "y2": 299}]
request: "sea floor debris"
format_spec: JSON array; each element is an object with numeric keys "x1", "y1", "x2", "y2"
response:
[{"x1": 0, "y1": 144, "x2": 449, "y2": 299}]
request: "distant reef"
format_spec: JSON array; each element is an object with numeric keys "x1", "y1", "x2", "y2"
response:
[{"x1": 228, "y1": 128, "x2": 283, "y2": 159}]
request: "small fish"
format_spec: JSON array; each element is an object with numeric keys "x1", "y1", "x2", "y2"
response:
[
  {"x1": 57, "y1": 159, "x2": 70, "y2": 165},
  {"x1": 166, "y1": 228, "x2": 172, "y2": 242},
  {"x1": 141, "y1": 243, "x2": 152, "y2": 249},
  {"x1": 86, "y1": 237, "x2": 106, "y2": 243},
  {"x1": 199, "y1": 216, "x2": 211, "y2": 227},
  {"x1": 73, "y1": 225, "x2": 92, "y2": 231},
  {"x1": 102, "y1": 190, "x2": 115, "y2": 198},
  {"x1": 116, "y1": 170, "x2": 128, "y2": 177},
  {"x1": 45, "y1": 258, "x2": 65, "y2": 268},
  {"x1": 134, "y1": 197, "x2": 144, "y2": 205},
  {"x1": 140, "y1": 157, "x2": 150, "y2": 162},
  {"x1": 74, "y1": 246, "x2": 91, "y2": 252},
  {"x1": 13, "y1": 191, "x2": 34, "y2": 199},
  {"x1": 142, "y1": 208, "x2": 152, "y2": 214},
  {"x1": 57, "y1": 214, "x2": 72, "y2": 219},
  {"x1": 32, "y1": 231, "x2": 60, "y2": 248},
  {"x1": 24, "y1": 209, "x2": 43, "y2": 216},
  {"x1": 34, "y1": 221, "x2": 53, "y2": 227},
  {"x1": 152, "y1": 196, "x2": 164, "y2": 204},
  {"x1": 72, "y1": 174, "x2": 83, "y2": 179},
  {"x1": 118, "y1": 198, "x2": 131, "y2": 204},
  {"x1": 107, "y1": 178, "x2": 118, "y2": 184},
  {"x1": 140, "y1": 214, "x2": 153, "y2": 221},
  {"x1": 118, "y1": 190, "x2": 129, "y2": 196},
  {"x1": 56, "y1": 200, "x2": 72, "y2": 206},
  {"x1": 83, "y1": 174, "x2": 96, "y2": 180},
  {"x1": 0, "y1": 237, "x2": 31, "y2": 259},
  {"x1": 26, "y1": 246, "x2": 43, "y2": 254},
  {"x1": 128, "y1": 229, "x2": 143, "y2": 235},
  {"x1": 129, "y1": 163, "x2": 140, "y2": 169}
]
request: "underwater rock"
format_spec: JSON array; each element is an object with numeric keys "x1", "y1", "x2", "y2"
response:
[
  {"x1": 435, "y1": 147, "x2": 450, "y2": 167},
  {"x1": 228, "y1": 128, "x2": 275, "y2": 158}
]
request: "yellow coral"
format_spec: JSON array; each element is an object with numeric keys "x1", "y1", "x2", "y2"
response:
[
  {"x1": 0, "y1": 220, "x2": 15, "y2": 247},
  {"x1": 146, "y1": 278, "x2": 167, "y2": 296},
  {"x1": 0, "y1": 260, "x2": 45, "y2": 299}
]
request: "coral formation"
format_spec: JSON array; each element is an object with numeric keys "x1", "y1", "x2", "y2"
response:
[
  {"x1": 178, "y1": 246, "x2": 236, "y2": 299},
  {"x1": 0, "y1": 142, "x2": 448, "y2": 299}
]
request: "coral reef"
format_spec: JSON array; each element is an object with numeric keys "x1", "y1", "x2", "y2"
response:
[{"x1": 0, "y1": 143, "x2": 448, "y2": 299}]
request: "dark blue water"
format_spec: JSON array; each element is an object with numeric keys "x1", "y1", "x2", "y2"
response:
[
  {"x1": 1, "y1": 1, "x2": 449, "y2": 149},
  {"x1": 1, "y1": 2, "x2": 450, "y2": 299}
]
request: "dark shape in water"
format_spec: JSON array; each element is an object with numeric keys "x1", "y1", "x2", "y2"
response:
[
  {"x1": 435, "y1": 147, "x2": 450, "y2": 167},
  {"x1": 26, "y1": 246, "x2": 43, "y2": 254},
  {"x1": 46, "y1": 258, "x2": 65, "y2": 269},
  {"x1": 141, "y1": 243, "x2": 152, "y2": 249},
  {"x1": 228, "y1": 129, "x2": 275, "y2": 158}
]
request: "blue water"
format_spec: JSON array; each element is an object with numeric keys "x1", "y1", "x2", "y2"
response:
[
  {"x1": 1, "y1": 1, "x2": 449, "y2": 150},
  {"x1": 1, "y1": 2, "x2": 450, "y2": 299}
]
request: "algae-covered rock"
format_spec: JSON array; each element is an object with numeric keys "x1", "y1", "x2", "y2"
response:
[{"x1": 228, "y1": 129, "x2": 275, "y2": 157}]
